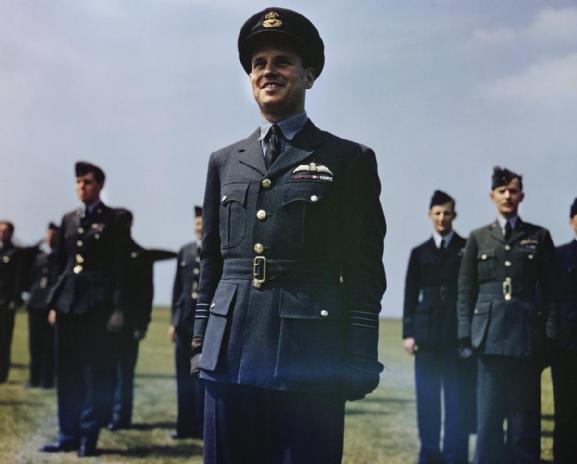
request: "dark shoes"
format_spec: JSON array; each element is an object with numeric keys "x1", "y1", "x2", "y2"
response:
[
  {"x1": 170, "y1": 428, "x2": 203, "y2": 440},
  {"x1": 77, "y1": 438, "x2": 98, "y2": 457},
  {"x1": 40, "y1": 440, "x2": 79, "y2": 453},
  {"x1": 41, "y1": 438, "x2": 97, "y2": 457},
  {"x1": 106, "y1": 420, "x2": 130, "y2": 431}
]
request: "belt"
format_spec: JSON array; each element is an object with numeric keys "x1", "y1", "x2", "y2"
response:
[
  {"x1": 222, "y1": 258, "x2": 340, "y2": 288},
  {"x1": 479, "y1": 281, "x2": 537, "y2": 301}
]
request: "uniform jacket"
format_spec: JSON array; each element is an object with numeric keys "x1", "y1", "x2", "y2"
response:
[
  {"x1": 0, "y1": 241, "x2": 23, "y2": 308},
  {"x1": 555, "y1": 240, "x2": 577, "y2": 352},
  {"x1": 26, "y1": 244, "x2": 59, "y2": 312},
  {"x1": 49, "y1": 203, "x2": 130, "y2": 316},
  {"x1": 403, "y1": 234, "x2": 466, "y2": 345},
  {"x1": 171, "y1": 242, "x2": 200, "y2": 334},
  {"x1": 457, "y1": 219, "x2": 557, "y2": 358},
  {"x1": 194, "y1": 120, "x2": 386, "y2": 393},
  {"x1": 124, "y1": 239, "x2": 175, "y2": 333}
]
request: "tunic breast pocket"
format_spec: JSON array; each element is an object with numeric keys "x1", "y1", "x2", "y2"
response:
[
  {"x1": 275, "y1": 182, "x2": 332, "y2": 250},
  {"x1": 516, "y1": 248, "x2": 538, "y2": 278},
  {"x1": 219, "y1": 183, "x2": 249, "y2": 249},
  {"x1": 477, "y1": 250, "x2": 496, "y2": 282}
]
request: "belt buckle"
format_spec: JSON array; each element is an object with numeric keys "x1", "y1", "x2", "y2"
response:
[
  {"x1": 253, "y1": 256, "x2": 267, "y2": 289},
  {"x1": 502, "y1": 277, "x2": 512, "y2": 301}
]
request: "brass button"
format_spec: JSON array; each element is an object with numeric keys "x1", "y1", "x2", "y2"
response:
[
  {"x1": 528, "y1": 254, "x2": 534, "y2": 260},
  {"x1": 252, "y1": 279, "x2": 262, "y2": 289},
  {"x1": 505, "y1": 245, "x2": 511, "y2": 251},
  {"x1": 505, "y1": 261, "x2": 512, "y2": 267},
  {"x1": 75, "y1": 254, "x2": 84, "y2": 263},
  {"x1": 95, "y1": 234, "x2": 100, "y2": 240},
  {"x1": 310, "y1": 195, "x2": 319, "y2": 202},
  {"x1": 261, "y1": 178, "x2": 272, "y2": 189},
  {"x1": 76, "y1": 240, "x2": 83, "y2": 247},
  {"x1": 2, "y1": 256, "x2": 10, "y2": 263},
  {"x1": 481, "y1": 254, "x2": 487, "y2": 260},
  {"x1": 474, "y1": 308, "x2": 478, "y2": 314},
  {"x1": 192, "y1": 282, "x2": 199, "y2": 291},
  {"x1": 193, "y1": 268, "x2": 200, "y2": 275},
  {"x1": 505, "y1": 294, "x2": 512, "y2": 301},
  {"x1": 195, "y1": 256, "x2": 200, "y2": 263},
  {"x1": 254, "y1": 243, "x2": 264, "y2": 254},
  {"x1": 320, "y1": 310, "x2": 329, "y2": 317},
  {"x1": 73, "y1": 265, "x2": 83, "y2": 274},
  {"x1": 191, "y1": 292, "x2": 198, "y2": 299},
  {"x1": 78, "y1": 227, "x2": 84, "y2": 234},
  {"x1": 210, "y1": 303, "x2": 216, "y2": 309},
  {"x1": 130, "y1": 252, "x2": 138, "y2": 258},
  {"x1": 256, "y1": 209, "x2": 267, "y2": 220}
]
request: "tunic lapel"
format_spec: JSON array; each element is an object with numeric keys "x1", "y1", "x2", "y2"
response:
[{"x1": 238, "y1": 129, "x2": 267, "y2": 176}]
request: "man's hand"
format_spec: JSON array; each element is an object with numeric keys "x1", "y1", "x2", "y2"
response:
[
  {"x1": 107, "y1": 310, "x2": 124, "y2": 332},
  {"x1": 47, "y1": 309, "x2": 57, "y2": 326},
  {"x1": 458, "y1": 337, "x2": 473, "y2": 359},
  {"x1": 403, "y1": 337, "x2": 417, "y2": 355},
  {"x1": 167, "y1": 325, "x2": 176, "y2": 342},
  {"x1": 190, "y1": 336, "x2": 203, "y2": 376},
  {"x1": 344, "y1": 359, "x2": 384, "y2": 401}
]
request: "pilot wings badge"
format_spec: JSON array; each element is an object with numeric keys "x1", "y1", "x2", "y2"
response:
[{"x1": 291, "y1": 162, "x2": 334, "y2": 182}]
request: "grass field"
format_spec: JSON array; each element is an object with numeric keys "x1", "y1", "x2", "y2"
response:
[{"x1": 0, "y1": 308, "x2": 555, "y2": 463}]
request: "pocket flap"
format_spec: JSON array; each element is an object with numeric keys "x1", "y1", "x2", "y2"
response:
[
  {"x1": 279, "y1": 287, "x2": 345, "y2": 320},
  {"x1": 221, "y1": 183, "x2": 249, "y2": 206},
  {"x1": 477, "y1": 251, "x2": 495, "y2": 261},
  {"x1": 282, "y1": 184, "x2": 325, "y2": 206},
  {"x1": 209, "y1": 282, "x2": 237, "y2": 316},
  {"x1": 474, "y1": 301, "x2": 491, "y2": 316}
]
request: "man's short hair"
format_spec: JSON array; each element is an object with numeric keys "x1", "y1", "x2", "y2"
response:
[{"x1": 0, "y1": 220, "x2": 15, "y2": 235}]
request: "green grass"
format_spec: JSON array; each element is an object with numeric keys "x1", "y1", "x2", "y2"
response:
[{"x1": 0, "y1": 310, "x2": 554, "y2": 463}]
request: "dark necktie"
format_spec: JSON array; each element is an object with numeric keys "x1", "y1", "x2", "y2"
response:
[
  {"x1": 265, "y1": 124, "x2": 282, "y2": 169},
  {"x1": 439, "y1": 239, "x2": 446, "y2": 253},
  {"x1": 504, "y1": 221, "x2": 513, "y2": 241}
]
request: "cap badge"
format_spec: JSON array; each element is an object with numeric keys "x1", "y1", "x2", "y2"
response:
[{"x1": 263, "y1": 11, "x2": 282, "y2": 28}]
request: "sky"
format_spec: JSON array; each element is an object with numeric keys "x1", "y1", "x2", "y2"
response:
[{"x1": 1, "y1": 0, "x2": 576, "y2": 317}]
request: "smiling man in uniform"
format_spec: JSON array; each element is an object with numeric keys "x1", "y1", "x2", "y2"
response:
[{"x1": 192, "y1": 7, "x2": 386, "y2": 464}]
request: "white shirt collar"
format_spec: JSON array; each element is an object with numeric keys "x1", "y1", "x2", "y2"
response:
[
  {"x1": 432, "y1": 230, "x2": 454, "y2": 249},
  {"x1": 497, "y1": 214, "x2": 519, "y2": 233}
]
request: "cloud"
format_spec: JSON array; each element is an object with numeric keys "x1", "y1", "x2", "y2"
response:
[
  {"x1": 482, "y1": 53, "x2": 577, "y2": 105},
  {"x1": 474, "y1": 7, "x2": 577, "y2": 44}
]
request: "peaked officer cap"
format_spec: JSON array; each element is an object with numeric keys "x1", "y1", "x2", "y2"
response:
[
  {"x1": 430, "y1": 190, "x2": 455, "y2": 209},
  {"x1": 238, "y1": 7, "x2": 325, "y2": 77},
  {"x1": 491, "y1": 166, "x2": 523, "y2": 191}
]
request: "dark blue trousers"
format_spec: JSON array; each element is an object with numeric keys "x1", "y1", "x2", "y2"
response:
[
  {"x1": 27, "y1": 310, "x2": 55, "y2": 388},
  {"x1": 475, "y1": 356, "x2": 541, "y2": 464},
  {"x1": 110, "y1": 333, "x2": 140, "y2": 426},
  {"x1": 414, "y1": 346, "x2": 471, "y2": 464},
  {"x1": 203, "y1": 381, "x2": 345, "y2": 464},
  {"x1": 552, "y1": 350, "x2": 577, "y2": 464},
  {"x1": 0, "y1": 306, "x2": 15, "y2": 383},
  {"x1": 175, "y1": 330, "x2": 204, "y2": 436},
  {"x1": 55, "y1": 311, "x2": 115, "y2": 444}
]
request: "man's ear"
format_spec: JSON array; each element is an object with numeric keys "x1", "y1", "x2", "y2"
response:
[{"x1": 305, "y1": 67, "x2": 316, "y2": 89}]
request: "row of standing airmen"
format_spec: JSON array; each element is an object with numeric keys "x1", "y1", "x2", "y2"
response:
[
  {"x1": 0, "y1": 164, "x2": 206, "y2": 456},
  {"x1": 402, "y1": 169, "x2": 577, "y2": 464}
]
